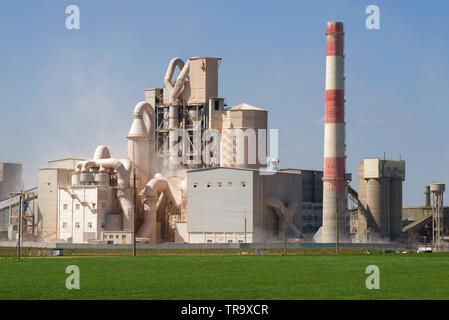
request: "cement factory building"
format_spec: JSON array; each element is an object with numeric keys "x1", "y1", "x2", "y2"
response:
[{"x1": 1, "y1": 21, "x2": 447, "y2": 248}]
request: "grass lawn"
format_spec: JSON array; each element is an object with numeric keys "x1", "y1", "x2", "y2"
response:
[{"x1": 1, "y1": 254, "x2": 449, "y2": 300}]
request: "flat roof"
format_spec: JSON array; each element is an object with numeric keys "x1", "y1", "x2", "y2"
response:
[
  {"x1": 48, "y1": 158, "x2": 87, "y2": 163},
  {"x1": 187, "y1": 166, "x2": 301, "y2": 175}
]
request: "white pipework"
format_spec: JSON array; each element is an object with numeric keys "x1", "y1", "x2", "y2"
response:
[
  {"x1": 164, "y1": 58, "x2": 185, "y2": 92},
  {"x1": 137, "y1": 173, "x2": 181, "y2": 242},
  {"x1": 169, "y1": 60, "x2": 190, "y2": 104},
  {"x1": 266, "y1": 197, "x2": 302, "y2": 239},
  {"x1": 127, "y1": 101, "x2": 155, "y2": 189},
  {"x1": 76, "y1": 157, "x2": 134, "y2": 230},
  {"x1": 93, "y1": 145, "x2": 111, "y2": 160},
  {"x1": 167, "y1": 60, "x2": 191, "y2": 173}
]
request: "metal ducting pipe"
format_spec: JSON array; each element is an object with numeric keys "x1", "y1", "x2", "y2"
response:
[
  {"x1": 169, "y1": 60, "x2": 190, "y2": 105},
  {"x1": 76, "y1": 158, "x2": 134, "y2": 230},
  {"x1": 167, "y1": 59, "x2": 191, "y2": 173},
  {"x1": 266, "y1": 197, "x2": 303, "y2": 239},
  {"x1": 164, "y1": 58, "x2": 185, "y2": 92},
  {"x1": 127, "y1": 101, "x2": 155, "y2": 189},
  {"x1": 137, "y1": 173, "x2": 181, "y2": 242},
  {"x1": 93, "y1": 145, "x2": 111, "y2": 160}
]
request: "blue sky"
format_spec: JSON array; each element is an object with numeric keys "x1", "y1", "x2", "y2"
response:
[{"x1": 1, "y1": 0, "x2": 448, "y2": 206}]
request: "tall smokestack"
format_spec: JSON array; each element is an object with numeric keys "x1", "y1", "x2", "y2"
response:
[{"x1": 321, "y1": 22, "x2": 346, "y2": 243}]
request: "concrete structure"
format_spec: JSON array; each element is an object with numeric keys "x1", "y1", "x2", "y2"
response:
[
  {"x1": 355, "y1": 157, "x2": 405, "y2": 241},
  {"x1": 37, "y1": 158, "x2": 85, "y2": 241},
  {"x1": 282, "y1": 169, "x2": 323, "y2": 234},
  {"x1": 35, "y1": 56, "x2": 277, "y2": 244},
  {"x1": 186, "y1": 167, "x2": 302, "y2": 243},
  {"x1": 0, "y1": 163, "x2": 22, "y2": 200},
  {"x1": 221, "y1": 103, "x2": 268, "y2": 169},
  {"x1": 431, "y1": 183, "x2": 445, "y2": 249},
  {"x1": 58, "y1": 186, "x2": 120, "y2": 243},
  {"x1": 322, "y1": 21, "x2": 347, "y2": 243}
]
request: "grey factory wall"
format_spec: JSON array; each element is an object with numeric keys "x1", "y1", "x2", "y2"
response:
[
  {"x1": 187, "y1": 168, "x2": 254, "y2": 233},
  {"x1": 253, "y1": 170, "x2": 302, "y2": 242}
]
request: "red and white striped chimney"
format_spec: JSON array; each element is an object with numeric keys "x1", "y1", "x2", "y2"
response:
[{"x1": 322, "y1": 21, "x2": 346, "y2": 243}]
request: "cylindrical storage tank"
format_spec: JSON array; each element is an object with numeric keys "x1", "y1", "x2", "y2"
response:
[
  {"x1": 389, "y1": 177, "x2": 403, "y2": 240},
  {"x1": 425, "y1": 186, "x2": 431, "y2": 207},
  {"x1": 79, "y1": 172, "x2": 91, "y2": 185},
  {"x1": 94, "y1": 172, "x2": 108, "y2": 186},
  {"x1": 366, "y1": 178, "x2": 390, "y2": 238},
  {"x1": 221, "y1": 104, "x2": 268, "y2": 170},
  {"x1": 105, "y1": 213, "x2": 122, "y2": 230},
  {"x1": 0, "y1": 163, "x2": 22, "y2": 200},
  {"x1": 431, "y1": 183, "x2": 445, "y2": 195}
]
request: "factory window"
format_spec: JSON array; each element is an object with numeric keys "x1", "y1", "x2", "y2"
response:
[
  {"x1": 228, "y1": 240, "x2": 233, "y2": 243},
  {"x1": 75, "y1": 222, "x2": 80, "y2": 229},
  {"x1": 103, "y1": 234, "x2": 107, "y2": 240},
  {"x1": 88, "y1": 222, "x2": 92, "y2": 229},
  {"x1": 241, "y1": 181, "x2": 246, "y2": 187},
  {"x1": 116, "y1": 235, "x2": 119, "y2": 239},
  {"x1": 217, "y1": 182, "x2": 222, "y2": 187},
  {"x1": 122, "y1": 235, "x2": 126, "y2": 240},
  {"x1": 193, "y1": 182, "x2": 198, "y2": 188},
  {"x1": 63, "y1": 222, "x2": 67, "y2": 229},
  {"x1": 63, "y1": 204, "x2": 68, "y2": 210},
  {"x1": 207, "y1": 240, "x2": 213, "y2": 243},
  {"x1": 75, "y1": 204, "x2": 80, "y2": 210},
  {"x1": 214, "y1": 100, "x2": 220, "y2": 110},
  {"x1": 109, "y1": 235, "x2": 113, "y2": 239},
  {"x1": 238, "y1": 240, "x2": 243, "y2": 243},
  {"x1": 227, "y1": 182, "x2": 232, "y2": 187}
]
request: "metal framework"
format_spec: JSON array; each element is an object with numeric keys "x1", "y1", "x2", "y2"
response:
[{"x1": 155, "y1": 102, "x2": 216, "y2": 173}]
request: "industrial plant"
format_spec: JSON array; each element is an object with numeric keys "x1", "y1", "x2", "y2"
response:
[{"x1": 0, "y1": 21, "x2": 447, "y2": 250}]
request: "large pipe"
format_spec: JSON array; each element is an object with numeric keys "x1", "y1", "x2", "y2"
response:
[
  {"x1": 93, "y1": 145, "x2": 111, "y2": 160},
  {"x1": 170, "y1": 60, "x2": 190, "y2": 104},
  {"x1": 321, "y1": 21, "x2": 346, "y2": 243},
  {"x1": 137, "y1": 174, "x2": 181, "y2": 242},
  {"x1": 266, "y1": 198, "x2": 302, "y2": 239},
  {"x1": 168, "y1": 60, "x2": 191, "y2": 173},
  {"x1": 164, "y1": 58, "x2": 185, "y2": 92},
  {"x1": 127, "y1": 101, "x2": 155, "y2": 189},
  {"x1": 76, "y1": 158, "x2": 134, "y2": 230}
]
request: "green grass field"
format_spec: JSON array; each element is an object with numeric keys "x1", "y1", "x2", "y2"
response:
[{"x1": 1, "y1": 253, "x2": 449, "y2": 300}]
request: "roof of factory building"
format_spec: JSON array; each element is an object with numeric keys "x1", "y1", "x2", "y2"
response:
[
  {"x1": 227, "y1": 103, "x2": 267, "y2": 111},
  {"x1": 187, "y1": 166, "x2": 300, "y2": 175}
]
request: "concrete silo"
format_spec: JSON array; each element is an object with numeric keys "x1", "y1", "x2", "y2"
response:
[{"x1": 357, "y1": 157, "x2": 405, "y2": 241}]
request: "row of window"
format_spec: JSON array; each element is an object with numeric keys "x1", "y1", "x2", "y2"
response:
[
  {"x1": 62, "y1": 202, "x2": 106, "y2": 210},
  {"x1": 103, "y1": 234, "x2": 126, "y2": 240},
  {"x1": 193, "y1": 181, "x2": 247, "y2": 188},
  {"x1": 62, "y1": 222, "x2": 93, "y2": 229},
  {"x1": 206, "y1": 239, "x2": 243, "y2": 243}
]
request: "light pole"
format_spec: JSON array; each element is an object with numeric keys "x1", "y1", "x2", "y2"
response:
[{"x1": 244, "y1": 214, "x2": 247, "y2": 243}]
